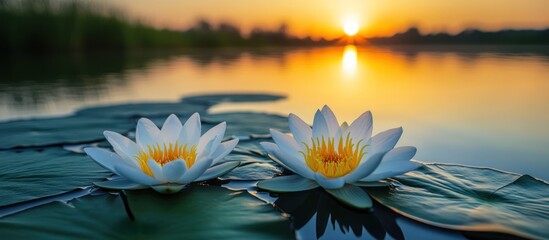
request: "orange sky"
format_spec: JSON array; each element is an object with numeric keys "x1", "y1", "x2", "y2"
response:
[{"x1": 106, "y1": 0, "x2": 549, "y2": 39}]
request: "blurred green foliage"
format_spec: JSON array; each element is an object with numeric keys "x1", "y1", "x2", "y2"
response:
[{"x1": 0, "y1": 0, "x2": 331, "y2": 54}]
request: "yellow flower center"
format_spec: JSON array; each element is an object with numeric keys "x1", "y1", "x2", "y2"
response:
[
  {"x1": 301, "y1": 134, "x2": 367, "y2": 178},
  {"x1": 134, "y1": 142, "x2": 197, "y2": 177}
]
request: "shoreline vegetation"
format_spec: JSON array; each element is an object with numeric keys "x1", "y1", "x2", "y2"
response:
[
  {"x1": 368, "y1": 27, "x2": 549, "y2": 45},
  {"x1": 1, "y1": 0, "x2": 548, "y2": 55},
  {"x1": 0, "y1": 0, "x2": 334, "y2": 55}
]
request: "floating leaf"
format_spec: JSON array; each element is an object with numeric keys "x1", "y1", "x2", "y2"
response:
[
  {"x1": 94, "y1": 177, "x2": 146, "y2": 190},
  {"x1": 234, "y1": 139, "x2": 268, "y2": 156},
  {"x1": 0, "y1": 149, "x2": 110, "y2": 206},
  {"x1": 1, "y1": 94, "x2": 280, "y2": 149},
  {"x1": 182, "y1": 93, "x2": 285, "y2": 106},
  {"x1": 257, "y1": 175, "x2": 319, "y2": 192},
  {"x1": 368, "y1": 163, "x2": 549, "y2": 239},
  {"x1": 0, "y1": 115, "x2": 132, "y2": 149},
  {"x1": 220, "y1": 160, "x2": 282, "y2": 181},
  {"x1": 76, "y1": 102, "x2": 206, "y2": 119},
  {"x1": 0, "y1": 186, "x2": 293, "y2": 239},
  {"x1": 203, "y1": 112, "x2": 288, "y2": 137},
  {"x1": 325, "y1": 185, "x2": 372, "y2": 209}
]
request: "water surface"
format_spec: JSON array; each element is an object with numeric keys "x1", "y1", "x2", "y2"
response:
[{"x1": 1, "y1": 45, "x2": 548, "y2": 180}]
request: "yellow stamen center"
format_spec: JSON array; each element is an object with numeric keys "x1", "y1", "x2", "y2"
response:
[
  {"x1": 134, "y1": 142, "x2": 197, "y2": 177},
  {"x1": 301, "y1": 133, "x2": 367, "y2": 178}
]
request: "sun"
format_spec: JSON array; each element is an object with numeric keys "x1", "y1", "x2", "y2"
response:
[{"x1": 343, "y1": 20, "x2": 359, "y2": 36}]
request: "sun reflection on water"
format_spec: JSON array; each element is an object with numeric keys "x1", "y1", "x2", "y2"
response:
[{"x1": 342, "y1": 45, "x2": 357, "y2": 76}]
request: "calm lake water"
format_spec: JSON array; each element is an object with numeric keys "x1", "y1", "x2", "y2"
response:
[{"x1": 1, "y1": 45, "x2": 548, "y2": 180}]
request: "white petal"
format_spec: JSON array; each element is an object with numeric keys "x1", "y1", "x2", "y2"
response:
[
  {"x1": 261, "y1": 142, "x2": 315, "y2": 179},
  {"x1": 178, "y1": 157, "x2": 213, "y2": 184},
  {"x1": 346, "y1": 111, "x2": 373, "y2": 143},
  {"x1": 260, "y1": 142, "x2": 293, "y2": 170},
  {"x1": 340, "y1": 121, "x2": 349, "y2": 132},
  {"x1": 381, "y1": 146, "x2": 417, "y2": 164},
  {"x1": 162, "y1": 159, "x2": 187, "y2": 182},
  {"x1": 136, "y1": 118, "x2": 162, "y2": 150},
  {"x1": 110, "y1": 146, "x2": 138, "y2": 167},
  {"x1": 151, "y1": 184, "x2": 186, "y2": 194},
  {"x1": 321, "y1": 105, "x2": 339, "y2": 137},
  {"x1": 334, "y1": 120, "x2": 359, "y2": 148},
  {"x1": 114, "y1": 164, "x2": 161, "y2": 186},
  {"x1": 194, "y1": 161, "x2": 240, "y2": 182},
  {"x1": 288, "y1": 113, "x2": 312, "y2": 147},
  {"x1": 197, "y1": 134, "x2": 220, "y2": 160},
  {"x1": 147, "y1": 159, "x2": 164, "y2": 181},
  {"x1": 94, "y1": 178, "x2": 147, "y2": 190},
  {"x1": 371, "y1": 127, "x2": 403, "y2": 155},
  {"x1": 313, "y1": 173, "x2": 345, "y2": 189},
  {"x1": 361, "y1": 161, "x2": 421, "y2": 182},
  {"x1": 312, "y1": 109, "x2": 330, "y2": 139},
  {"x1": 257, "y1": 175, "x2": 319, "y2": 192},
  {"x1": 211, "y1": 138, "x2": 239, "y2": 165},
  {"x1": 179, "y1": 113, "x2": 201, "y2": 146},
  {"x1": 84, "y1": 147, "x2": 124, "y2": 174},
  {"x1": 197, "y1": 121, "x2": 226, "y2": 154},
  {"x1": 270, "y1": 129, "x2": 300, "y2": 156},
  {"x1": 344, "y1": 152, "x2": 384, "y2": 183},
  {"x1": 103, "y1": 131, "x2": 139, "y2": 165},
  {"x1": 161, "y1": 114, "x2": 182, "y2": 144},
  {"x1": 325, "y1": 185, "x2": 372, "y2": 209},
  {"x1": 179, "y1": 138, "x2": 216, "y2": 184},
  {"x1": 361, "y1": 147, "x2": 420, "y2": 182}
]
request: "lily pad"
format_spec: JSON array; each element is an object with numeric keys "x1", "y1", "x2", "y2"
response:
[
  {"x1": 219, "y1": 161, "x2": 282, "y2": 181},
  {"x1": 182, "y1": 93, "x2": 285, "y2": 106},
  {"x1": 234, "y1": 139, "x2": 269, "y2": 156},
  {"x1": 0, "y1": 149, "x2": 110, "y2": 207},
  {"x1": 75, "y1": 102, "x2": 207, "y2": 119},
  {"x1": 202, "y1": 112, "x2": 288, "y2": 137},
  {"x1": 0, "y1": 186, "x2": 293, "y2": 239},
  {"x1": 0, "y1": 94, "x2": 285, "y2": 150},
  {"x1": 0, "y1": 115, "x2": 132, "y2": 149},
  {"x1": 367, "y1": 163, "x2": 549, "y2": 239}
]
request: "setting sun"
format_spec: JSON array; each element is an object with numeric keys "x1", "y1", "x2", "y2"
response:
[{"x1": 343, "y1": 20, "x2": 359, "y2": 36}]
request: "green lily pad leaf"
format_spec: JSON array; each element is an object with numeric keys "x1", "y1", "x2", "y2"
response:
[
  {"x1": 326, "y1": 185, "x2": 373, "y2": 209},
  {"x1": 94, "y1": 177, "x2": 147, "y2": 190},
  {"x1": 219, "y1": 160, "x2": 282, "y2": 181},
  {"x1": 0, "y1": 149, "x2": 111, "y2": 206},
  {"x1": 203, "y1": 112, "x2": 288, "y2": 137},
  {"x1": 257, "y1": 175, "x2": 320, "y2": 193},
  {"x1": 0, "y1": 115, "x2": 132, "y2": 149},
  {"x1": 353, "y1": 181, "x2": 390, "y2": 187},
  {"x1": 0, "y1": 94, "x2": 286, "y2": 149},
  {"x1": 76, "y1": 102, "x2": 207, "y2": 119},
  {"x1": 0, "y1": 186, "x2": 293, "y2": 239},
  {"x1": 182, "y1": 93, "x2": 285, "y2": 106},
  {"x1": 195, "y1": 161, "x2": 240, "y2": 182},
  {"x1": 367, "y1": 163, "x2": 549, "y2": 239},
  {"x1": 234, "y1": 140, "x2": 267, "y2": 155}
]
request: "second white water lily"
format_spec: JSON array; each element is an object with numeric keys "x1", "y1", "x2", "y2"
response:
[
  {"x1": 85, "y1": 113, "x2": 239, "y2": 193},
  {"x1": 257, "y1": 105, "x2": 420, "y2": 208}
]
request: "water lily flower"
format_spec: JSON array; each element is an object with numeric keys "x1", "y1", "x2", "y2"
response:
[
  {"x1": 257, "y1": 106, "x2": 419, "y2": 208},
  {"x1": 84, "y1": 113, "x2": 239, "y2": 194}
]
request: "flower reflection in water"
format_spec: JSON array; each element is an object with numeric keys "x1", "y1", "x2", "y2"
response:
[
  {"x1": 274, "y1": 188, "x2": 404, "y2": 240},
  {"x1": 342, "y1": 45, "x2": 357, "y2": 76}
]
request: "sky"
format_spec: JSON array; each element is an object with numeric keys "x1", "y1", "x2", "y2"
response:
[{"x1": 105, "y1": 0, "x2": 549, "y2": 39}]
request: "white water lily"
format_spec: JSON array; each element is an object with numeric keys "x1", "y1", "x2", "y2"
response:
[
  {"x1": 85, "y1": 113, "x2": 239, "y2": 194},
  {"x1": 257, "y1": 105, "x2": 420, "y2": 208}
]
